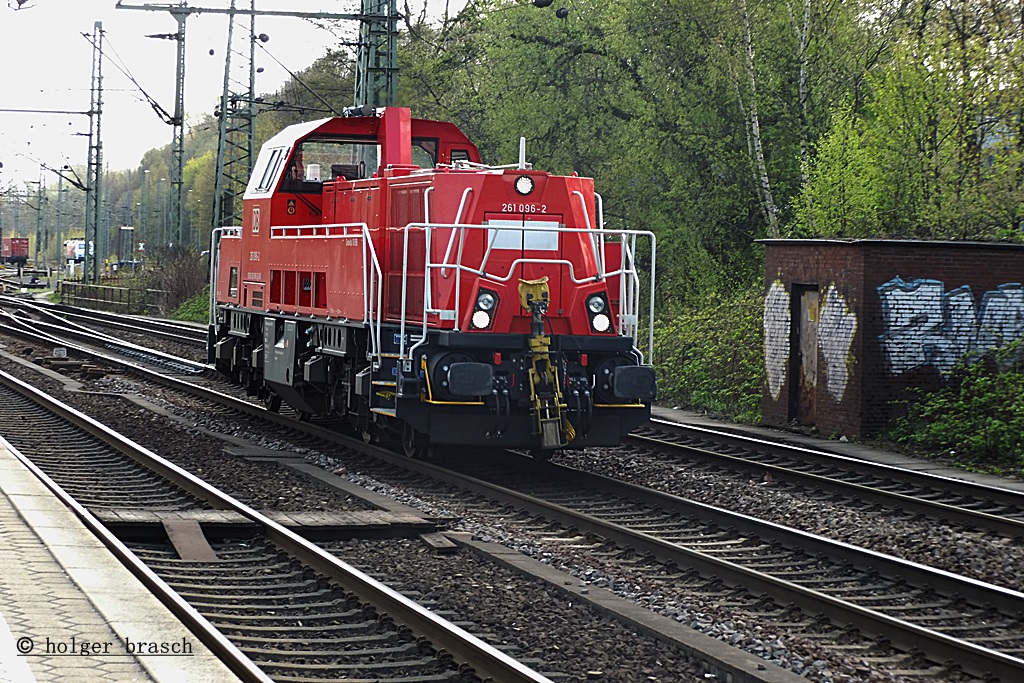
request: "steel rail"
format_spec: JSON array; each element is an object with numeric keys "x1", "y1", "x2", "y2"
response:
[
  {"x1": 0, "y1": 294, "x2": 208, "y2": 343},
  {"x1": 640, "y1": 419, "x2": 1024, "y2": 536},
  {"x1": 0, "y1": 315, "x2": 800, "y2": 683},
  {"x1": 45, "y1": 304, "x2": 206, "y2": 345},
  {"x1": 364, "y1": 453, "x2": 1024, "y2": 683},
  {"x1": 42, "y1": 308, "x2": 204, "y2": 347},
  {"x1": 7, "y1": 315, "x2": 1022, "y2": 679},
  {"x1": 0, "y1": 403, "x2": 271, "y2": 682},
  {"x1": 0, "y1": 321, "x2": 800, "y2": 683},
  {"x1": 0, "y1": 368, "x2": 555, "y2": 683},
  {"x1": 0, "y1": 307, "x2": 207, "y2": 375},
  {"x1": 0, "y1": 309, "x2": 285, "y2": 418}
]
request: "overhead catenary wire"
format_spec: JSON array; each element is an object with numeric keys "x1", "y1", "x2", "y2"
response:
[
  {"x1": 254, "y1": 38, "x2": 340, "y2": 116},
  {"x1": 91, "y1": 33, "x2": 175, "y2": 125},
  {"x1": 0, "y1": 140, "x2": 87, "y2": 192}
]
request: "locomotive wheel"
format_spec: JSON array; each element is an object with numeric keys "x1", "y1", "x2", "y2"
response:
[
  {"x1": 529, "y1": 448, "x2": 555, "y2": 462},
  {"x1": 402, "y1": 422, "x2": 430, "y2": 459},
  {"x1": 262, "y1": 390, "x2": 282, "y2": 413},
  {"x1": 361, "y1": 420, "x2": 383, "y2": 444}
]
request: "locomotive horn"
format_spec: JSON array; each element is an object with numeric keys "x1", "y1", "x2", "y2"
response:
[{"x1": 343, "y1": 104, "x2": 375, "y2": 118}]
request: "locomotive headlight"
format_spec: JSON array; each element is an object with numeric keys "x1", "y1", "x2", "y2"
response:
[
  {"x1": 586, "y1": 293, "x2": 611, "y2": 333},
  {"x1": 476, "y1": 291, "x2": 496, "y2": 311},
  {"x1": 514, "y1": 175, "x2": 535, "y2": 196},
  {"x1": 586, "y1": 295, "x2": 606, "y2": 314},
  {"x1": 471, "y1": 288, "x2": 498, "y2": 329},
  {"x1": 472, "y1": 310, "x2": 492, "y2": 329}
]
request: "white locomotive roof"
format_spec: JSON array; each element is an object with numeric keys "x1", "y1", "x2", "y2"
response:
[
  {"x1": 263, "y1": 118, "x2": 333, "y2": 149},
  {"x1": 244, "y1": 118, "x2": 332, "y2": 200}
]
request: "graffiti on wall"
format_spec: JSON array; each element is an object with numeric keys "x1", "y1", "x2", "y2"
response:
[
  {"x1": 818, "y1": 285, "x2": 858, "y2": 402},
  {"x1": 877, "y1": 277, "x2": 1024, "y2": 376},
  {"x1": 763, "y1": 282, "x2": 858, "y2": 403},
  {"x1": 763, "y1": 281, "x2": 790, "y2": 401}
]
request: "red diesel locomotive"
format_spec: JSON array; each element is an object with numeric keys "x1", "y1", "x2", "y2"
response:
[{"x1": 209, "y1": 106, "x2": 656, "y2": 455}]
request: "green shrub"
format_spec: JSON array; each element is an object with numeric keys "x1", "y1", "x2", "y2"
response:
[
  {"x1": 653, "y1": 287, "x2": 765, "y2": 423},
  {"x1": 171, "y1": 286, "x2": 209, "y2": 323},
  {"x1": 886, "y1": 342, "x2": 1024, "y2": 476}
]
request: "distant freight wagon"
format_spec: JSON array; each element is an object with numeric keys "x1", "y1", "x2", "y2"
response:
[{"x1": 1, "y1": 237, "x2": 29, "y2": 266}]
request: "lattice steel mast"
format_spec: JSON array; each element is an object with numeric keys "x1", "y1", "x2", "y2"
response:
[
  {"x1": 355, "y1": 0, "x2": 399, "y2": 109},
  {"x1": 116, "y1": 2, "x2": 363, "y2": 241},
  {"x1": 84, "y1": 20, "x2": 104, "y2": 283}
]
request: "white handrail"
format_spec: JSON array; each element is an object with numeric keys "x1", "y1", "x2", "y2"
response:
[
  {"x1": 399, "y1": 226, "x2": 411, "y2": 359},
  {"x1": 363, "y1": 229, "x2": 384, "y2": 362},
  {"x1": 209, "y1": 226, "x2": 242, "y2": 326},
  {"x1": 596, "y1": 192, "x2": 606, "y2": 278},
  {"x1": 267, "y1": 221, "x2": 382, "y2": 361},
  {"x1": 478, "y1": 224, "x2": 500, "y2": 278},
  {"x1": 572, "y1": 190, "x2": 605, "y2": 279},
  {"x1": 440, "y1": 188, "x2": 473, "y2": 278},
  {"x1": 258, "y1": 217, "x2": 654, "y2": 365},
  {"x1": 423, "y1": 188, "x2": 434, "y2": 313},
  {"x1": 397, "y1": 221, "x2": 656, "y2": 362}
]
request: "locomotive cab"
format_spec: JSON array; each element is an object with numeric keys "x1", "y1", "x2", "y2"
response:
[{"x1": 210, "y1": 106, "x2": 656, "y2": 455}]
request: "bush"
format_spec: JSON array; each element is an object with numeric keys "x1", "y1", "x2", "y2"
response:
[
  {"x1": 171, "y1": 286, "x2": 210, "y2": 323},
  {"x1": 886, "y1": 342, "x2": 1024, "y2": 477},
  {"x1": 653, "y1": 287, "x2": 765, "y2": 423},
  {"x1": 144, "y1": 246, "x2": 208, "y2": 313}
]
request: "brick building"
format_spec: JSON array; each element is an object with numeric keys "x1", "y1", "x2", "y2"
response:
[{"x1": 761, "y1": 239, "x2": 1024, "y2": 438}]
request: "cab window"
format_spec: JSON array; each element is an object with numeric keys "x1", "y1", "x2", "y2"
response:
[
  {"x1": 253, "y1": 147, "x2": 287, "y2": 194},
  {"x1": 280, "y1": 139, "x2": 379, "y2": 193},
  {"x1": 413, "y1": 138, "x2": 438, "y2": 168}
]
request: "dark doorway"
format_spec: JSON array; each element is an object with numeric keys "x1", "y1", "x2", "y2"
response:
[{"x1": 788, "y1": 285, "x2": 819, "y2": 426}]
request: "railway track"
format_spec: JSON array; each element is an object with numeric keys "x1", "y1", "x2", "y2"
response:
[
  {"x1": 0, "y1": 316, "x2": 800, "y2": 681},
  {"x1": 0, "y1": 295, "x2": 208, "y2": 367},
  {"x1": 431, "y1": 452, "x2": 1024, "y2": 681},
  {"x1": 1, "y1": 302, "x2": 208, "y2": 375},
  {"x1": 630, "y1": 419, "x2": 1024, "y2": 537},
  {"x1": 0, "y1": 369, "x2": 554, "y2": 683},
  {"x1": 0, "y1": 274, "x2": 48, "y2": 293},
  {"x1": 4, "y1": 296, "x2": 209, "y2": 346},
  {"x1": 4, "y1": 309, "x2": 1023, "y2": 680},
  {"x1": 132, "y1": 539, "x2": 494, "y2": 682}
]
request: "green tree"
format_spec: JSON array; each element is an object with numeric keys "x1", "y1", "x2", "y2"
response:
[
  {"x1": 794, "y1": 104, "x2": 881, "y2": 236},
  {"x1": 182, "y1": 150, "x2": 216, "y2": 248},
  {"x1": 653, "y1": 287, "x2": 766, "y2": 422},
  {"x1": 793, "y1": 0, "x2": 1024, "y2": 238}
]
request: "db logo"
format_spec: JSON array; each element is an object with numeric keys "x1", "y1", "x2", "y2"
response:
[{"x1": 287, "y1": 199, "x2": 296, "y2": 215}]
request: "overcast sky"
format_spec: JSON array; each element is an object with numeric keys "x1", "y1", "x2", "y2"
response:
[{"x1": 0, "y1": 0, "x2": 457, "y2": 191}]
